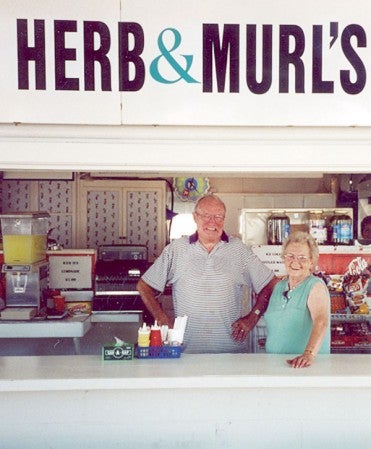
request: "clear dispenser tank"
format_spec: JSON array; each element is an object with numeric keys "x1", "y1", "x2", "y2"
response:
[{"x1": 0, "y1": 212, "x2": 50, "y2": 264}]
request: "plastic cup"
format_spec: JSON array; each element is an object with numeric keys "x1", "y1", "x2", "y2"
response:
[{"x1": 53, "y1": 295, "x2": 65, "y2": 312}]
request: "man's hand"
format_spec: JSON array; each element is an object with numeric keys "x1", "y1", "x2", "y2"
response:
[
  {"x1": 156, "y1": 310, "x2": 174, "y2": 328},
  {"x1": 231, "y1": 277, "x2": 279, "y2": 342},
  {"x1": 231, "y1": 313, "x2": 260, "y2": 342}
]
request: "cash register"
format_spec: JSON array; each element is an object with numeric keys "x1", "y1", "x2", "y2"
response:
[{"x1": 92, "y1": 245, "x2": 152, "y2": 322}]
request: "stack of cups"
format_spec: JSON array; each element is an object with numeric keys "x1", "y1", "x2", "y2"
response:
[{"x1": 137, "y1": 323, "x2": 150, "y2": 347}]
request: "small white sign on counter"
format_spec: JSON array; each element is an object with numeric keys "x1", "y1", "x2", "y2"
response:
[{"x1": 49, "y1": 255, "x2": 93, "y2": 289}]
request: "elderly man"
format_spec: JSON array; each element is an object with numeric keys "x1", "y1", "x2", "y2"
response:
[{"x1": 137, "y1": 194, "x2": 278, "y2": 353}]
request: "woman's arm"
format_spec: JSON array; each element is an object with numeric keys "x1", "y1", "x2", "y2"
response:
[{"x1": 287, "y1": 281, "x2": 330, "y2": 368}]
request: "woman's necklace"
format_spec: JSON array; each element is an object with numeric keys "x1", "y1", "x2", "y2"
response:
[{"x1": 283, "y1": 275, "x2": 310, "y2": 303}]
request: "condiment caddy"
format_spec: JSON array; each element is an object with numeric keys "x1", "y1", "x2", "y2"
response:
[{"x1": 136, "y1": 317, "x2": 188, "y2": 359}]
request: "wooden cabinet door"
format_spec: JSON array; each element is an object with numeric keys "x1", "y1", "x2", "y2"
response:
[
  {"x1": 79, "y1": 185, "x2": 123, "y2": 249},
  {"x1": 77, "y1": 180, "x2": 166, "y2": 261},
  {"x1": 124, "y1": 186, "x2": 166, "y2": 261}
]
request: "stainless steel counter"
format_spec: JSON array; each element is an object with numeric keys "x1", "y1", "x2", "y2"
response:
[{"x1": 0, "y1": 315, "x2": 91, "y2": 353}]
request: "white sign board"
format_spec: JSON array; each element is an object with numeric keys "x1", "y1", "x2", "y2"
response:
[
  {"x1": 48, "y1": 255, "x2": 93, "y2": 289},
  {"x1": 252, "y1": 245, "x2": 286, "y2": 276},
  {"x1": 1, "y1": 0, "x2": 371, "y2": 125}
]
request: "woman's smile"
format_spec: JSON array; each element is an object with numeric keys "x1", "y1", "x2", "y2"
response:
[{"x1": 283, "y1": 242, "x2": 312, "y2": 285}]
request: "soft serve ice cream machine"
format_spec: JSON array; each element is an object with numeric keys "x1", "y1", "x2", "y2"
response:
[{"x1": 0, "y1": 212, "x2": 49, "y2": 320}]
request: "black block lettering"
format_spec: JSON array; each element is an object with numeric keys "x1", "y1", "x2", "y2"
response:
[
  {"x1": 55, "y1": 20, "x2": 79, "y2": 90},
  {"x1": 84, "y1": 21, "x2": 112, "y2": 91},
  {"x1": 341, "y1": 24, "x2": 366, "y2": 94},
  {"x1": 246, "y1": 24, "x2": 272, "y2": 94},
  {"x1": 17, "y1": 19, "x2": 46, "y2": 90},
  {"x1": 118, "y1": 22, "x2": 145, "y2": 92},
  {"x1": 279, "y1": 25, "x2": 305, "y2": 93},
  {"x1": 203, "y1": 24, "x2": 240, "y2": 93},
  {"x1": 312, "y1": 25, "x2": 334, "y2": 93}
]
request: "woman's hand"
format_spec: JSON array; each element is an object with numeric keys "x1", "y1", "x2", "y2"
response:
[{"x1": 286, "y1": 352, "x2": 315, "y2": 368}]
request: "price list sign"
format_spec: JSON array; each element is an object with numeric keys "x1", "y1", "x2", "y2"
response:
[
  {"x1": 252, "y1": 246, "x2": 286, "y2": 276},
  {"x1": 48, "y1": 255, "x2": 93, "y2": 289}
]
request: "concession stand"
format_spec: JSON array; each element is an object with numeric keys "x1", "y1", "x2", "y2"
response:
[{"x1": 0, "y1": 1, "x2": 371, "y2": 448}]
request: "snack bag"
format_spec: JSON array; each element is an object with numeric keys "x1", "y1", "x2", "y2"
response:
[{"x1": 343, "y1": 257, "x2": 370, "y2": 313}]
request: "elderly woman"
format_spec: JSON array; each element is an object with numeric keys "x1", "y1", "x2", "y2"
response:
[{"x1": 264, "y1": 231, "x2": 330, "y2": 368}]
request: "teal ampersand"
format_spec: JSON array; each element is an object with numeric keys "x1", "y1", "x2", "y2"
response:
[{"x1": 150, "y1": 28, "x2": 200, "y2": 84}]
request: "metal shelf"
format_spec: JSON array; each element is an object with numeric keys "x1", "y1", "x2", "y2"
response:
[
  {"x1": 332, "y1": 346, "x2": 371, "y2": 354},
  {"x1": 331, "y1": 314, "x2": 371, "y2": 322}
]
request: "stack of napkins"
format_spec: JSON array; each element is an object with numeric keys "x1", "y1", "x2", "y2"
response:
[
  {"x1": 102, "y1": 336, "x2": 134, "y2": 361},
  {"x1": 167, "y1": 315, "x2": 188, "y2": 345}
]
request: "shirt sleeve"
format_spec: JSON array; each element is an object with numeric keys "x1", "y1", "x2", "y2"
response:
[
  {"x1": 242, "y1": 243, "x2": 274, "y2": 293},
  {"x1": 140, "y1": 243, "x2": 173, "y2": 293}
]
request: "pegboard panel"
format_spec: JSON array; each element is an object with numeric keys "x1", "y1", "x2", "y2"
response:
[
  {"x1": 0, "y1": 180, "x2": 32, "y2": 212},
  {"x1": 126, "y1": 190, "x2": 159, "y2": 261},
  {"x1": 86, "y1": 190, "x2": 120, "y2": 248}
]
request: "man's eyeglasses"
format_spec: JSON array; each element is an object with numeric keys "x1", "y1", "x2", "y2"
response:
[
  {"x1": 195, "y1": 212, "x2": 225, "y2": 223},
  {"x1": 283, "y1": 253, "x2": 310, "y2": 264}
]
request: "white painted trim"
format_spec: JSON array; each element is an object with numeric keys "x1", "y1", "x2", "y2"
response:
[{"x1": 1, "y1": 124, "x2": 371, "y2": 173}]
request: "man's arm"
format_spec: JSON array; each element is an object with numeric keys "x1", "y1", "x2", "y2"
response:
[
  {"x1": 250, "y1": 276, "x2": 280, "y2": 316},
  {"x1": 136, "y1": 278, "x2": 173, "y2": 327},
  {"x1": 231, "y1": 276, "x2": 279, "y2": 342}
]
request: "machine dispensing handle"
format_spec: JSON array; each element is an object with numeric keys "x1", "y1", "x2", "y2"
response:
[{"x1": 11, "y1": 272, "x2": 28, "y2": 293}]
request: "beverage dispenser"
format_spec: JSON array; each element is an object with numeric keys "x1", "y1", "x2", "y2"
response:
[{"x1": 0, "y1": 212, "x2": 49, "y2": 319}]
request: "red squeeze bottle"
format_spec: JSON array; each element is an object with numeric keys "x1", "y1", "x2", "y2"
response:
[{"x1": 150, "y1": 321, "x2": 162, "y2": 347}]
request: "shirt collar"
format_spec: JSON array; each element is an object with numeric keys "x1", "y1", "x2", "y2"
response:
[{"x1": 189, "y1": 231, "x2": 229, "y2": 244}]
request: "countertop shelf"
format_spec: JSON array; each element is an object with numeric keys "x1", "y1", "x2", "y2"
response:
[
  {"x1": 0, "y1": 353, "x2": 370, "y2": 449},
  {"x1": 0, "y1": 315, "x2": 91, "y2": 338},
  {"x1": 0, "y1": 353, "x2": 370, "y2": 393}
]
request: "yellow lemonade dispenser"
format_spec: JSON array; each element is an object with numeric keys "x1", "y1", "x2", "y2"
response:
[
  {"x1": 1, "y1": 212, "x2": 49, "y2": 264},
  {"x1": 0, "y1": 212, "x2": 50, "y2": 319}
]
